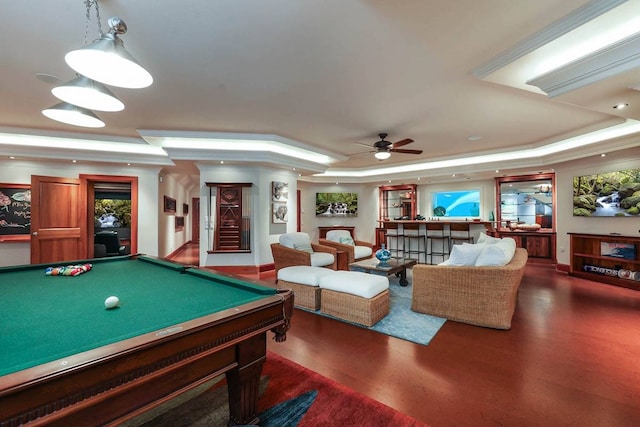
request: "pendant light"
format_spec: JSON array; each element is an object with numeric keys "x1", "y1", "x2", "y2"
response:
[
  {"x1": 52, "y1": 75, "x2": 124, "y2": 111},
  {"x1": 65, "y1": 24, "x2": 153, "y2": 89},
  {"x1": 65, "y1": 12, "x2": 153, "y2": 89},
  {"x1": 42, "y1": 102, "x2": 105, "y2": 128}
]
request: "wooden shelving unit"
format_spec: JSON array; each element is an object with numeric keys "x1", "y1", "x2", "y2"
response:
[{"x1": 568, "y1": 232, "x2": 640, "y2": 290}]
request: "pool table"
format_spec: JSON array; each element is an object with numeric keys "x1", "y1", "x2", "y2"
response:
[{"x1": 0, "y1": 255, "x2": 293, "y2": 426}]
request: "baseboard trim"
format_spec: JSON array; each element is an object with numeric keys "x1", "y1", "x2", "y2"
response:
[
  {"x1": 166, "y1": 240, "x2": 192, "y2": 260},
  {"x1": 204, "y1": 263, "x2": 275, "y2": 276},
  {"x1": 556, "y1": 263, "x2": 570, "y2": 273}
]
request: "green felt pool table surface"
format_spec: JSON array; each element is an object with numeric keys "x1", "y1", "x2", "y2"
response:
[
  {"x1": 0, "y1": 255, "x2": 278, "y2": 376},
  {"x1": 0, "y1": 254, "x2": 292, "y2": 426}
]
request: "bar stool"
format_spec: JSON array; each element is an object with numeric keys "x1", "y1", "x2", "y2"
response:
[
  {"x1": 403, "y1": 222, "x2": 426, "y2": 263},
  {"x1": 450, "y1": 222, "x2": 474, "y2": 249},
  {"x1": 426, "y1": 222, "x2": 450, "y2": 264},
  {"x1": 384, "y1": 222, "x2": 403, "y2": 259}
]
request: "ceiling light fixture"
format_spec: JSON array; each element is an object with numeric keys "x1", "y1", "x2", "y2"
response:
[
  {"x1": 65, "y1": 1, "x2": 153, "y2": 89},
  {"x1": 42, "y1": 102, "x2": 105, "y2": 128},
  {"x1": 613, "y1": 103, "x2": 629, "y2": 109},
  {"x1": 374, "y1": 151, "x2": 391, "y2": 160},
  {"x1": 51, "y1": 75, "x2": 124, "y2": 111}
]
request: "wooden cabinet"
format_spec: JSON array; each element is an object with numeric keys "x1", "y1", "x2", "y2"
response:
[
  {"x1": 496, "y1": 173, "x2": 555, "y2": 230},
  {"x1": 379, "y1": 184, "x2": 416, "y2": 221},
  {"x1": 569, "y1": 233, "x2": 640, "y2": 290},
  {"x1": 206, "y1": 183, "x2": 252, "y2": 253},
  {"x1": 497, "y1": 230, "x2": 556, "y2": 263}
]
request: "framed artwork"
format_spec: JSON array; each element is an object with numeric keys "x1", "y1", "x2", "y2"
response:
[
  {"x1": 164, "y1": 195, "x2": 176, "y2": 213},
  {"x1": 183, "y1": 203, "x2": 189, "y2": 215},
  {"x1": 272, "y1": 202, "x2": 288, "y2": 223},
  {"x1": 175, "y1": 216, "x2": 185, "y2": 230},
  {"x1": 315, "y1": 192, "x2": 358, "y2": 217},
  {"x1": 272, "y1": 181, "x2": 289, "y2": 201},
  {"x1": 0, "y1": 183, "x2": 31, "y2": 241}
]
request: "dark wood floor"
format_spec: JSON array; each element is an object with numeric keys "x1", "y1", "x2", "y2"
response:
[{"x1": 169, "y1": 244, "x2": 640, "y2": 427}]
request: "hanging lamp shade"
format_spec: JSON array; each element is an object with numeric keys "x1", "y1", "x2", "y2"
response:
[
  {"x1": 52, "y1": 75, "x2": 125, "y2": 111},
  {"x1": 64, "y1": 18, "x2": 153, "y2": 89},
  {"x1": 42, "y1": 102, "x2": 105, "y2": 128}
]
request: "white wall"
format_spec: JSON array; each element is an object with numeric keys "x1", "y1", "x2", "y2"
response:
[
  {"x1": 553, "y1": 147, "x2": 640, "y2": 266},
  {"x1": 198, "y1": 164, "x2": 298, "y2": 267},
  {"x1": 0, "y1": 159, "x2": 161, "y2": 267},
  {"x1": 298, "y1": 182, "x2": 379, "y2": 243},
  {"x1": 157, "y1": 174, "x2": 193, "y2": 257}
]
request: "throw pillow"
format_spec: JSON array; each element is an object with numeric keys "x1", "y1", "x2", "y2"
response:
[
  {"x1": 475, "y1": 238, "x2": 515, "y2": 266},
  {"x1": 447, "y1": 243, "x2": 486, "y2": 266},
  {"x1": 294, "y1": 243, "x2": 314, "y2": 253},
  {"x1": 339, "y1": 236, "x2": 355, "y2": 246},
  {"x1": 476, "y1": 232, "x2": 501, "y2": 245}
]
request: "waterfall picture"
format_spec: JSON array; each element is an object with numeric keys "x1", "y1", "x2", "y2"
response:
[{"x1": 573, "y1": 168, "x2": 640, "y2": 216}]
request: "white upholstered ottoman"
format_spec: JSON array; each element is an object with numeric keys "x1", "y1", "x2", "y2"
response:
[
  {"x1": 277, "y1": 266, "x2": 336, "y2": 310},
  {"x1": 318, "y1": 271, "x2": 390, "y2": 327}
]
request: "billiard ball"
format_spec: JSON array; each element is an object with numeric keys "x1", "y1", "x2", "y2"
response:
[{"x1": 104, "y1": 296, "x2": 120, "y2": 309}]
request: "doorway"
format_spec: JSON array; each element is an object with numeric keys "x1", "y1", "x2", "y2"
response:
[{"x1": 81, "y1": 174, "x2": 138, "y2": 257}]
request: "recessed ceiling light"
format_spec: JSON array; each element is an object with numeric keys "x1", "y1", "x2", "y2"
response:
[
  {"x1": 601, "y1": 153, "x2": 606, "y2": 157},
  {"x1": 220, "y1": 160, "x2": 224, "y2": 164},
  {"x1": 72, "y1": 159, "x2": 77, "y2": 163},
  {"x1": 467, "y1": 135, "x2": 483, "y2": 141},
  {"x1": 613, "y1": 103, "x2": 629, "y2": 109},
  {"x1": 9, "y1": 156, "x2": 16, "y2": 159}
]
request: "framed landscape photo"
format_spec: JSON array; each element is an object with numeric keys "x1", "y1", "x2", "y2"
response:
[{"x1": 164, "y1": 195, "x2": 177, "y2": 213}]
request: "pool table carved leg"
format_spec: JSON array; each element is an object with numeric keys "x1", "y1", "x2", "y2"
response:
[{"x1": 225, "y1": 334, "x2": 267, "y2": 426}]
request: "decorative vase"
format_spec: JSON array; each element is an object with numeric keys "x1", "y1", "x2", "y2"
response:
[{"x1": 375, "y1": 244, "x2": 392, "y2": 265}]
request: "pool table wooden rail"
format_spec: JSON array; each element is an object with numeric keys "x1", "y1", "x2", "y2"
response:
[{"x1": 0, "y1": 289, "x2": 293, "y2": 427}]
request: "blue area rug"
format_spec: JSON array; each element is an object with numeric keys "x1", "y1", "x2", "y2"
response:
[
  {"x1": 306, "y1": 269, "x2": 446, "y2": 346},
  {"x1": 371, "y1": 280, "x2": 446, "y2": 345}
]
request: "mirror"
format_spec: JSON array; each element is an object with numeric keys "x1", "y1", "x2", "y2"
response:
[{"x1": 496, "y1": 173, "x2": 555, "y2": 230}]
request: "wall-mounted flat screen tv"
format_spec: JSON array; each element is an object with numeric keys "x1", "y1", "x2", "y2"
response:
[
  {"x1": 316, "y1": 192, "x2": 358, "y2": 217},
  {"x1": 573, "y1": 168, "x2": 640, "y2": 217},
  {"x1": 431, "y1": 190, "x2": 480, "y2": 217}
]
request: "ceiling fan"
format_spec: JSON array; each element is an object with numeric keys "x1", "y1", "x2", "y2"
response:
[{"x1": 354, "y1": 133, "x2": 423, "y2": 160}]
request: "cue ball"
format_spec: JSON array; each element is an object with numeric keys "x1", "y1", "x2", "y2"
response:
[{"x1": 104, "y1": 296, "x2": 120, "y2": 309}]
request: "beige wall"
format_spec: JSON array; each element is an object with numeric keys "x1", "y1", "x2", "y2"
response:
[
  {"x1": 0, "y1": 159, "x2": 161, "y2": 267},
  {"x1": 2, "y1": 145, "x2": 638, "y2": 268}
]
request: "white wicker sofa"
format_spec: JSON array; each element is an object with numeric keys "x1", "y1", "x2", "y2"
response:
[{"x1": 411, "y1": 234, "x2": 528, "y2": 330}]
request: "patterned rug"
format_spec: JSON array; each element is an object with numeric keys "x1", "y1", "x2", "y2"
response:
[
  {"x1": 306, "y1": 268, "x2": 446, "y2": 345},
  {"x1": 126, "y1": 352, "x2": 428, "y2": 427}
]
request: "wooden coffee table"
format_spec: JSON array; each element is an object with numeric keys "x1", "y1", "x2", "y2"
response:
[{"x1": 348, "y1": 257, "x2": 417, "y2": 286}]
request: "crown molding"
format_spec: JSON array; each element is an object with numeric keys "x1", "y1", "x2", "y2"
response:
[
  {"x1": 527, "y1": 31, "x2": 640, "y2": 96},
  {"x1": 472, "y1": 0, "x2": 626, "y2": 78}
]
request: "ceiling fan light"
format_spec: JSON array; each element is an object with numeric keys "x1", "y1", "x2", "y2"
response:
[
  {"x1": 374, "y1": 151, "x2": 391, "y2": 160},
  {"x1": 51, "y1": 75, "x2": 124, "y2": 112},
  {"x1": 65, "y1": 32, "x2": 153, "y2": 89},
  {"x1": 42, "y1": 102, "x2": 105, "y2": 128}
]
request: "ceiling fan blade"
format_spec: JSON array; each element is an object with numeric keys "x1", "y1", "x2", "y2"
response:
[
  {"x1": 351, "y1": 150, "x2": 375, "y2": 157},
  {"x1": 391, "y1": 138, "x2": 414, "y2": 148},
  {"x1": 353, "y1": 141, "x2": 374, "y2": 148},
  {"x1": 390, "y1": 148, "x2": 423, "y2": 154}
]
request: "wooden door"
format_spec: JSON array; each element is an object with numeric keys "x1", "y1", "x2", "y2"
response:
[
  {"x1": 191, "y1": 197, "x2": 200, "y2": 243},
  {"x1": 31, "y1": 175, "x2": 85, "y2": 263}
]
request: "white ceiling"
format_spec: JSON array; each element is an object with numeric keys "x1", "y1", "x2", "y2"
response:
[{"x1": 1, "y1": 0, "x2": 640, "y2": 184}]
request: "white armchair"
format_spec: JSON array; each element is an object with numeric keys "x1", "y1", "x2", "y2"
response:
[
  {"x1": 270, "y1": 232, "x2": 337, "y2": 276},
  {"x1": 319, "y1": 229, "x2": 374, "y2": 264}
]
